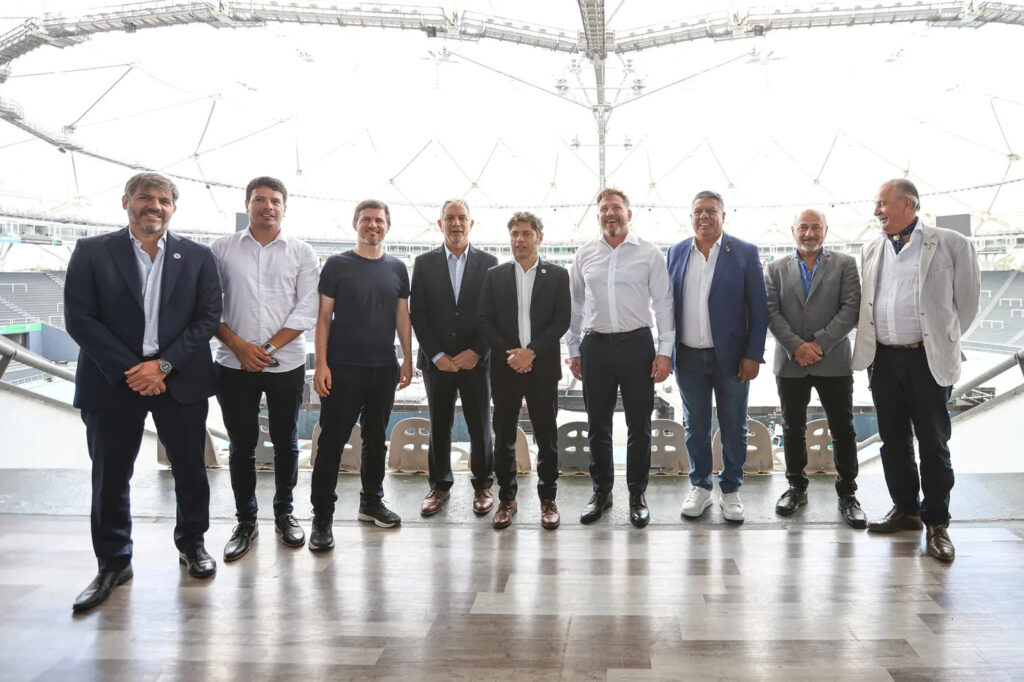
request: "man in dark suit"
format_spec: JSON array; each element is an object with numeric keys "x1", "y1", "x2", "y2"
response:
[
  {"x1": 478, "y1": 212, "x2": 570, "y2": 529},
  {"x1": 410, "y1": 199, "x2": 498, "y2": 517},
  {"x1": 64, "y1": 172, "x2": 222, "y2": 613},
  {"x1": 667, "y1": 190, "x2": 768, "y2": 524},
  {"x1": 765, "y1": 209, "x2": 865, "y2": 527}
]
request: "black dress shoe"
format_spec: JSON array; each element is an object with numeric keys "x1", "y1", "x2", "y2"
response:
[
  {"x1": 179, "y1": 545, "x2": 217, "y2": 579},
  {"x1": 580, "y1": 492, "x2": 612, "y2": 524},
  {"x1": 308, "y1": 515, "x2": 334, "y2": 552},
  {"x1": 775, "y1": 487, "x2": 807, "y2": 516},
  {"x1": 867, "y1": 505, "x2": 924, "y2": 533},
  {"x1": 224, "y1": 521, "x2": 258, "y2": 562},
  {"x1": 72, "y1": 565, "x2": 133, "y2": 613},
  {"x1": 926, "y1": 524, "x2": 955, "y2": 562},
  {"x1": 838, "y1": 496, "x2": 867, "y2": 529},
  {"x1": 275, "y1": 514, "x2": 305, "y2": 547},
  {"x1": 629, "y1": 492, "x2": 650, "y2": 528}
]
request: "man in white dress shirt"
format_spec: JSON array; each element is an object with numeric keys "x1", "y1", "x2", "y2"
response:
[
  {"x1": 211, "y1": 177, "x2": 319, "y2": 561},
  {"x1": 566, "y1": 188, "x2": 674, "y2": 528},
  {"x1": 852, "y1": 179, "x2": 980, "y2": 562}
]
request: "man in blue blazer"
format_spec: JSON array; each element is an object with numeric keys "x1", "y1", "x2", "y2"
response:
[
  {"x1": 65, "y1": 173, "x2": 222, "y2": 612},
  {"x1": 667, "y1": 190, "x2": 768, "y2": 523}
]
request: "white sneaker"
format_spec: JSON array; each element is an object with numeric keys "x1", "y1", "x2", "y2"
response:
[
  {"x1": 680, "y1": 486, "x2": 713, "y2": 518},
  {"x1": 721, "y1": 492, "x2": 745, "y2": 522}
]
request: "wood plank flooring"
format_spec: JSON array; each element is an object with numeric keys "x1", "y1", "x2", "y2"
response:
[{"x1": 1, "y1": 514, "x2": 1023, "y2": 681}]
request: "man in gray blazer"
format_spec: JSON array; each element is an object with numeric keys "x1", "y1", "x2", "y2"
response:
[
  {"x1": 852, "y1": 179, "x2": 980, "y2": 562},
  {"x1": 766, "y1": 209, "x2": 865, "y2": 528}
]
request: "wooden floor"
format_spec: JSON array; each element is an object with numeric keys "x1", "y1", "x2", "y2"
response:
[{"x1": 2, "y1": 514, "x2": 1024, "y2": 681}]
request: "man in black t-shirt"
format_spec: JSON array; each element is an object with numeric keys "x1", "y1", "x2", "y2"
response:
[{"x1": 308, "y1": 199, "x2": 413, "y2": 550}]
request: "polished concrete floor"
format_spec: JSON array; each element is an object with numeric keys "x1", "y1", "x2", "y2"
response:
[{"x1": 2, "y1": 471, "x2": 1024, "y2": 681}]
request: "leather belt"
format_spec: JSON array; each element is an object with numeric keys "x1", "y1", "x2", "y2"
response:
[
  {"x1": 586, "y1": 328, "x2": 650, "y2": 343},
  {"x1": 878, "y1": 342, "x2": 922, "y2": 350}
]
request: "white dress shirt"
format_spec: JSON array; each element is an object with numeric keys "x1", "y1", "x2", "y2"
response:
[
  {"x1": 874, "y1": 228, "x2": 924, "y2": 345},
  {"x1": 514, "y1": 258, "x2": 539, "y2": 348},
  {"x1": 566, "y1": 229, "x2": 675, "y2": 357},
  {"x1": 129, "y1": 231, "x2": 166, "y2": 357},
  {"x1": 679, "y1": 237, "x2": 721, "y2": 349},
  {"x1": 211, "y1": 228, "x2": 320, "y2": 372}
]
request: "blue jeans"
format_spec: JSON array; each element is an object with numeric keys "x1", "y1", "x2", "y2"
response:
[{"x1": 675, "y1": 345, "x2": 750, "y2": 494}]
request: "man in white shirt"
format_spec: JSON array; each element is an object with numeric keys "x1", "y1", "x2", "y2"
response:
[
  {"x1": 566, "y1": 188, "x2": 674, "y2": 528},
  {"x1": 211, "y1": 177, "x2": 319, "y2": 562},
  {"x1": 667, "y1": 191, "x2": 768, "y2": 524},
  {"x1": 852, "y1": 179, "x2": 980, "y2": 562}
]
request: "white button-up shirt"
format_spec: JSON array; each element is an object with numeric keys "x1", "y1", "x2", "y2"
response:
[
  {"x1": 874, "y1": 227, "x2": 924, "y2": 345},
  {"x1": 129, "y1": 231, "x2": 166, "y2": 357},
  {"x1": 514, "y1": 257, "x2": 539, "y2": 348},
  {"x1": 679, "y1": 237, "x2": 721, "y2": 349},
  {"x1": 566, "y1": 229, "x2": 675, "y2": 357},
  {"x1": 211, "y1": 228, "x2": 320, "y2": 372}
]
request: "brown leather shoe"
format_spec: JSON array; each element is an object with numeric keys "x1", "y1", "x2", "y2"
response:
[
  {"x1": 926, "y1": 524, "x2": 955, "y2": 562},
  {"x1": 492, "y1": 500, "x2": 517, "y2": 529},
  {"x1": 540, "y1": 499, "x2": 560, "y2": 530},
  {"x1": 473, "y1": 488, "x2": 494, "y2": 515},
  {"x1": 867, "y1": 505, "x2": 924, "y2": 533},
  {"x1": 420, "y1": 489, "x2": 449, "y2": 517}
]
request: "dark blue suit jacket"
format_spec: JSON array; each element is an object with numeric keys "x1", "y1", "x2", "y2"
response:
[
  {"x1": 64, "y1": 227, "x2": 222, "y2": 410},
  {"x1": 666, "y1": 233, "x2": 769, "y2": 376}
]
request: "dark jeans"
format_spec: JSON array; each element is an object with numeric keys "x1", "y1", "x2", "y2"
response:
[
  {"x1": 777, "y1": 374, "x2": 858, "y2": 497},
  {"x1": 311, "y1": 363, "x2": 398, "y2": 514},
  {"x1": 422, "y1": 362, "x2": 494, "y2": 492},
  {"x1": 869, "y1": 345, "x2": 954, "y2": 526},
  {"x1": 216, "y1": 364, "x2": 305, "y2": 522},
  {"x1": 580, "y1": 329, "x2": 655, "y2": 495},
  {"x1": 81, "y1": 388, "x2": 210, "y2": 572},
  {"x1": 492, "y1": 370, "x2": 559, "y2": 502}
]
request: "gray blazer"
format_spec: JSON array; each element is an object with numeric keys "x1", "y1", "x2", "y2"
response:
[
  {"x1": 851, "y1": 221, "x2": 980, "y2": 387},
  {"x1": 765, "y1": 249, "x2": 860, "y2": 378}
]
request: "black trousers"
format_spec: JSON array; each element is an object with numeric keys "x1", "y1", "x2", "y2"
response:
[
  {"x1": 422, "y1": 362, "x2": 494, "y2": 492},
  {"x1": 216, "y1": 364, "x2": 305, "y2": 522},
  {"x1": 776, "y1": 374, "x2": 858, "y2": 497},
  {"x1": 492, "y1": 370, "x2": 559, "y2": 502},
  {"x1": 81, "y1": 388, "x2": 210, "y2": 572},
  {"x1": 311, "y1": 363, "x2": 398, "y2": 514},
  {"x1": 868, "y1": 345, "x2": 955, "y2": 526},
  {"x1": 580, "y1": 330, "x2": 655, "y2": 495}
]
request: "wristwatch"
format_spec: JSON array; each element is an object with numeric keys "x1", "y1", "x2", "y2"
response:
[
  {"x1": 157, "y1": 358, "x2": 173, "y2": 374},
  {"x1": 261, "y1": 342, "x2": 277, "y2": 355}
]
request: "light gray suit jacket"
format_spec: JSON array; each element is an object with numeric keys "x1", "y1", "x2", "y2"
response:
[
  {"x1": 765, "y1": 249, "x2": 860, "y2": 378},
  {"x1": 851, "y1": 221, "x2": 981, "y2": 387}
]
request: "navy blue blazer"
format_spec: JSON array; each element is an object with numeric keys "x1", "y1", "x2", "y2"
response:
[
  {"x1": 666, "y1": 233, "x2": 769, "y2": 376},
  {"x1": 476, "y1": 259, "x2": 571, "y2": 382},
  {"x1": 64, "y1": 227, "x2": 222, "y2": 409},
  {"x1": 410, "y1": 244, "x2": 498, "y2": 371}
]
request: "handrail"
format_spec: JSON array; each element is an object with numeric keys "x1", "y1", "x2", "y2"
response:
[{"x1": 0, "y1": 335, "x2": 228, "y2": 441}]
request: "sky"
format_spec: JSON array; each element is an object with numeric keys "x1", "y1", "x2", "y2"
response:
[{"x1": 1, "y1": 0, "x2": 1023, "y2": 247}]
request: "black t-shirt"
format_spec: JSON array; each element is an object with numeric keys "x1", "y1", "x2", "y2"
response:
[{"x1": 318, "y1": 250, "x2": 409, "y2": 367}]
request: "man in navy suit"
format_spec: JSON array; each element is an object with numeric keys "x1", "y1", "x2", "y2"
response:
[
  {"x1": 65, "y1": 172, "x2": 222, "y2": 612},
  {"x1": 477, "y1": 212, "x2": 570, "y2": 529},
  {"x1": 410, "y1": 199, "x2": 498, "y2": 517},
  {"x1": 667, "y1": 190, "x2": 768, "y2": 523}
]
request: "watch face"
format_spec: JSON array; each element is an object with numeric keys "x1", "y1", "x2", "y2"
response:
[{"x1": 158, "y1": 360, "x2": 172, "y2": 374}]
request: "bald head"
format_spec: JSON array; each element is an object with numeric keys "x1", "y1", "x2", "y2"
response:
[{"x1": 792, "y1": 209, "x2": 828, "y2": 255}]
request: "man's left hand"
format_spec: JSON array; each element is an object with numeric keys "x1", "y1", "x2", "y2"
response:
[
  {"x1": 651, "y1": 354, "x2": 672, "y2": 383},
  {"x1": 507, "y1": 348, "x2": 534, "y2": 373},
  {"x1": 737, "y1": 358, "x2": 760, "y2": 383},
  {"x1": 397, "y1": 359, "x2": 413, "y2": 390},
  {"x1": 125, "y1": 360, "x2": 167, "y2": 394},
  {"x1": 452, "y1": 349, "x2": 479, "y2": 370}
]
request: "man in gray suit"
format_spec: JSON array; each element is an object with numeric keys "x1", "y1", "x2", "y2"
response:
[
  {"x1": 766, "y1": 209, "x2": 865, "y2": 528},
  {"x1": 852, "y1": 179, "x2": 980, "y2": 562}
]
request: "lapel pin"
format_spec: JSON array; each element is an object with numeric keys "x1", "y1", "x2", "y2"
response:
[
  {"x1": 173, "y1": 252, "x2": 182, "y2": 259},
  {"x1": 725, "y1": 245, "x2": 731, "y2": 252},
  {"x1": 925, "y1": 243, "x2": 932, "y2": 249},
  {"x1": 541, "y1": 268, "x2": 547, "y2": 274}
]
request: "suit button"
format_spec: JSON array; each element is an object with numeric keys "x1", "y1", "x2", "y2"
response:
[
  {"x1": 451, "y1": 332, "x2": 456, "y2": 337},
  {"x1": 455, "y1": 312, "x2": 460, "y2": 317}
]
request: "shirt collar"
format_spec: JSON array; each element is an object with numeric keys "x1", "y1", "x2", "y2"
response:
[
  {"x1": 794, "y1": 248, "x2": 824, "y2": 263},
  {"x1": 129, "y1": 231, "x2": 167, "y2": 249},
  {"x1": 516, "y1": 258, "x2": 539, "y2": 274},
  {"x1": 241, "y1": 227, "x2": 288, "y2": 245},
  {"x1": 690, "y1": 234, "x2": 722, "y2": 252},
  {"x1": 444, "y1": 244, "x2": 469, "y2": 261}
]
